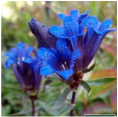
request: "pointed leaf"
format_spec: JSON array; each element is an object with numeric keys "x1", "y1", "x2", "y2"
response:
[
  {"x1": 50, "y1": 87, "x2": 71, "y2": 110},
  {"x1": 39, "y1": 100, "x2": 73, "y2": 116},
  {"x1": 86, "y1": 77, "x2": 116, "y2": 86},
  {"x1": 59, "y1": 104, "x2": 74, "y2": 116},
  {"x1": 83, "y1": 62, "x2": 96, "y2": 73},
  {"x1": 80, "y1": 80, "x2": 91, "y2": 94}
]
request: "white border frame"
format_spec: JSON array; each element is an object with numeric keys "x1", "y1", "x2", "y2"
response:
[{"x1": 84, "y1": 114, "x2": 116, "y2": 117}]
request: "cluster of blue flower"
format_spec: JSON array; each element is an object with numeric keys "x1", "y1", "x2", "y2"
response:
[{"x1": 5, "y1": 10, "x2": 116, "y2": 98}]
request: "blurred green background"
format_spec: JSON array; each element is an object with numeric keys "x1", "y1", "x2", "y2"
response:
[{"x1": 2, "y1": 1, "x2": 117, "y2": 116}]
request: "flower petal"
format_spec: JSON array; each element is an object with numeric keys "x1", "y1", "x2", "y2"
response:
[
  {"x1": 78, "y1": 10, "x2": 90, "y2": 24},
  {"x1": 40, "y1": 64, "x2": 55, "y2": 75},
  {"x1": 70, "y1": 10, "x2": 78, "y2": 17},
  {"x1": 49, "y1": 26, "x2": 66, "y2": 38},
  {"x1": 70, "y1": 49, "x2": 81, "y2": 68},
  {"x1": 33, "y1": 62, "x2": 42, "y2": 89},
  {"x1": 37, "y1": 47, "x2": 55, "y2": 60},
  {"x1": 56, "y1": 38, "x2": 71, "y2": 59},
  {"x1": 37, "y1": 47, "x2": 61, "y2": 70},
  {"x1": 81, "y1": 15, "x2": 99, "y2": 28},
  {"x1": 98, "y1": 20, "x2": 113, "y2": 32},
  {"x1": 17, "y1": 42, "x2": 25, "y2": 48},
  {"x1": 5, "y1": 58, "x2": 15, "y2": 68},
  {"x1": 57, "y1": 69, "x2": 73, "y2": 80},
  {"x1": 17, "y1": 62, "x2": 35, "y2": 88},
  {"x1": 58, "y1": 13, "x2": 65, "y2": 20},
  {"x1": 71, "y1": 49, "x2": 81, "y2": 61},
  {"x1": 63, "y1": 16, "x2": 74, "y2": 38},
  {"x1": 12, "y1": 64, "x2": 25, "y2": 87}
]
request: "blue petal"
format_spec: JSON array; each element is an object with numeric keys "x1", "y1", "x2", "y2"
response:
[
  {"x1": 56, "y1": 38, "x2": 71, "y2": 58},
  {"x1": 5, "y1": 48, "x2": 17, "y2": 57},
  {"x1": 57, "y1": 69, "x2": 73, "y2": 80},
  {"x1": 16, "y1": 42, "x2": 27, "y2": 58},
  {"x1": 5, "y1": 59, "x2": 15, "y2": 68},
  {"x1": 84, "y1": 27, "x2": 102, "y2": 46},
  {"x1": 70, "y1": 10, "x2": 78, "y2": 17},
  {"x1": 71, "y1": 49, "x2": 81, "y2": 61},
  {"x1": 33, "y1": 62, "x2": 42, "y2": 89},
  {"x1": 22, "y1": 57, "x2": 34, "y2": 64},
  {"x1": 99, "y1": 20, "x2": 113, "y2": 32},
  {"x1": 49, "y1": 26, "x2": 66, "y2": 38},
  {"x1": 26, "y1": 46, "x2": 34, "y2": 57},
  {"x1": 12, "y1": 64, "x2": 25, "y2": 87},
  {"x1": 84, "y1": 10, "x2": 90, "y2": 14},
  {"x1": 58, "y1": 13, "x2": 65, "y2": 20},
  {"x1": 70, "y1": 49, "x2": 81, "y2": 68},
  {"x1": 37, "y1": 47, "x2": 48, "y2": 59},
  {"x1": 26, "y1": 46, "x2": 34, "y2": 53},
  {"x1": 63, "y1": 16, "x2": 74, "y2": 38},
  {"x1": 37, "y1": 47, "x2": 56, "y2": 61},
  {"x1": 78, "y1": 10, "x2": 90, "y2": 23},
  {"x1": 81, "y1": 16, "x2": 99, "y2": 28},
  {"x1": 37, "y1": 47, "x2": 60, "y2": 70},
  {"x1": 17, "y1": 42, "x2": 25, "y2": 48},
  {"x1": 40, "y1": 64, "x2": 55, "y2": 75},
  {"x1": 91, "y1": 29, "x2": 117, "y2": 57}
]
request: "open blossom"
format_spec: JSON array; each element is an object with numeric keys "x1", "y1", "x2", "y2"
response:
[
  {"x1": 37, "y1": 40, "x2": 81, "y2": 80},
  {"x1": 38, "y1": 10, "x2": 116, "y2": 89},
  {"x1": 5, "y1": 42, "x2": 42, "y2": 99}
]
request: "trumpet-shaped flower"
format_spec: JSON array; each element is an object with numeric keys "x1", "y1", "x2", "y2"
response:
[
  {"x1": 37, "y1": 38, "x2": 81, "y2": 80},
  {"x1": 49, "y1": 10, "x2": 116, "y2": 73},
  {"x1": 5, "y1": 42, "x2": 42, "y2": 98},
  {"x1": 38, "y1": 10, "x2": 116, "y2": 89}
]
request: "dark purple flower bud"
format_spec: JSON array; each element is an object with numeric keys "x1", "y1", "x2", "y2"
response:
[{"x1": 28, "y1": 18, "x2": 57, "y2": 48}]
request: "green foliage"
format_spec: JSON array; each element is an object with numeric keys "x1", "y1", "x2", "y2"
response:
[
  {"x1": 86, "y1": 77, "x2": 116, "y2": 86},
  {"x1": 80, "y1": 80, "x2": 91, "y2": 95}
]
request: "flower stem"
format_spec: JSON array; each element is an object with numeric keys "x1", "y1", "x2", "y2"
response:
[
  {"x1": 70, "y1": 91, "x2": 76, "y2": 116},
  {"x1": 31, "y1": 99, "x2": 35, "y2": 116}
]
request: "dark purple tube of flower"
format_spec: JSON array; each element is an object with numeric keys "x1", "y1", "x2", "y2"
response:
[
  {"x1": 28, "y1": 18, "x2": 57, "y2": 48},
  {"x1": 5, "y1": 42, "x2": 42, "y2": 99}
]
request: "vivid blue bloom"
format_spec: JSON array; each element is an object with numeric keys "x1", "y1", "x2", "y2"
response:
[
  {"x1": 37, "y1": 10, "x2": 116, "y2": 88},
  {"x1": 48, "y1": 10, "x2": 116, "y2": 73},
  {"x1": 37, "y1": 38, "x2": 81, "y2": 80},
  {"x1": 5, "y1": 42, "x2": 42, "y2": 98},
  {"x1": 28, "y1": 18, "x2": 57, "y2": 48}
]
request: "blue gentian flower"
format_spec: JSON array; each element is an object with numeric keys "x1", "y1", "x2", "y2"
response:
[
  {"x1": 5, "y1": 42, "x2": 42, "y2": 98},
  {"x1": 49, "y1": 10, "x2": 116, "y2": 71},
  {"x1": 28, "y1": 18, "x2": 57, "y2": 48},
  {"x1": 49, "y1": 10, "x2": 90, "y2": 71},
  {"x1": 37, "y1": 39, "x2": 81, "y2": 80},
  {"x1": 38, "y1": 10, "x2": 116, "y2": 89}
]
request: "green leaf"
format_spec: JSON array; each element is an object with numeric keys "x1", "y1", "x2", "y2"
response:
[
  {"x1": 59, "y1": 104, "x2": 74, "y2": 116},
  {"x1": 83, "y1": 63, "x2": 95, "y2": 73},
  {"x1": 1, "y1": 106, "x2": 5, "y2": 117},
  {"x1": 50, "y1": 87, "x2": 71, "y2": 110},
  {"x1": 39, "y1": 100, "x2": 73, "y2": 116},
  {"x1": 86, "y1": 77, "x2": 116, "y2": 86},
  {"x1": 39, "y1": 100, "x2": 59, "y2": 116},
  {"x1": 10, "y1": 106, "x2": 42, "y2": 116},
  {"x1": 80, "y1": 80, "x2": 91, "y2": 94},
  {"x1": 39, "y1": 100, "x2": 74, "y2": 117}
]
